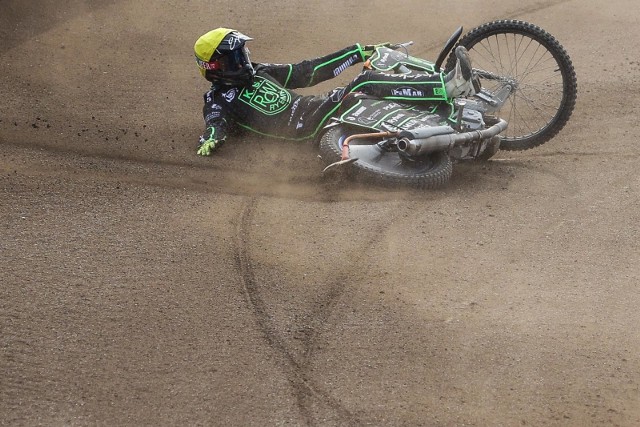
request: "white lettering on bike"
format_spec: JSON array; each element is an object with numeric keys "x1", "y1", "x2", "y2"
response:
[
  {"x1": 350, "y1": 106, "x2": 367, "y2": 118},
  {"x1": 385, "y1": 113, "x2": 405, "y2": 125},
  {"x1": 381, "y1": 122, "x2": 399, "y2": 132},
  {"x1": 404, "y1": 119, "x2": 421, "y2": 129},
  {"x1": 368, "y1": 109, "x2": 383, "y2": 120}
]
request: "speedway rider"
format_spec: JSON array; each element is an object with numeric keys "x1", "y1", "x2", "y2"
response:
[{"x1": 194, "y1": 28, "x2": 477, "y2": 156}]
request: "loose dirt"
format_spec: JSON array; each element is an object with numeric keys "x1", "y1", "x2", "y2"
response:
[{"x1": 2, "y1": 1, "x2": 639, "y2": 425}]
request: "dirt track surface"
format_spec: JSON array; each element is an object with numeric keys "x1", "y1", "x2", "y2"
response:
[{"x1": 2, "y1": 1, "x2": 640, "y2": 425}]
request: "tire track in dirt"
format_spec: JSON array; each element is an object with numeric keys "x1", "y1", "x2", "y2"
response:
[
  {"x1": 234, "y1": 197, "x2": 392, "y2": 426},
  {"x1": 503, "y1": 0, "x2": 574, "y2": 19},
  {"x1": 413, "y1": 0, "x2": 574, "y2": 57},
  {"x1": 234, "y1": 197, "x2": 356, "y2": 425},
  {"x1": 0, "y1": 143, "x2": 413, "y2": 205},
  {"x1": 0, "y1": 0, "x2": 119, "y2": 54}
]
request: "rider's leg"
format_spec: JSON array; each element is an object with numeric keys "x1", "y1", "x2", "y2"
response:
[
  {"x1": 444, "y1": 46, "x2": 477, "y2": 98},
  {"x1": 342, "y1": 46, "x2": 477, "y2": 101},
  {"x1": 344, "y1": 69, "x2": 448, "y2": 102}
]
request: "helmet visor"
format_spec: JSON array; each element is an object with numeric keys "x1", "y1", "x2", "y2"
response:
[{"x1": 197, "y1": 47, "x2": 251, "y2": 72}]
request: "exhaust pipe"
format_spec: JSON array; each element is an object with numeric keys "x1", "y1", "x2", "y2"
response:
[{"x1": 397, "y1": 119, "x2": 508, "y2": 156}]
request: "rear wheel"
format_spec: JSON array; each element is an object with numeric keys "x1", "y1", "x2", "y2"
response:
[
  {"x1": 319, "y1": 125, "x2": 453, "y2": 189},
  {"x1": 446, "y1": 20, "x2": 577, "y2": 150}
]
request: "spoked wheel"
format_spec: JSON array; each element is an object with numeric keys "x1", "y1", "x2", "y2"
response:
[
  {"x1": 319, "y1": 125, "x2": 453, "y2": 189},
  {"x1": 446, "y1": 20, "x2": 577, "y2": 150}
]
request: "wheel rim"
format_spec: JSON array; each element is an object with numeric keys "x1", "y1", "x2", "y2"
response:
[{"x1": 468, "y1": 32, "x2": 566, "y2": 143}]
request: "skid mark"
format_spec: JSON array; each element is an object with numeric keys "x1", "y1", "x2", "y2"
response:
[
  {"x1": 0, "y1": 0, "x2": 118, "y2": 54},
  {"x1": 235, "y1": 198, "x2": 393, "y2": 425},
  {"x1": 410, "y1": 0, "x2": 574, "y2": 58},
  {"x1": 235, "y1": 198, "x2": 358, "y2": 425},
  {"x1": 504, "y1": 0, "x2": 574, "y2": 19},
  {"x1": 1, "y1": 143, "x2": 413, "y2": 203},
  {"x1": 0, "y1": 307, "x2": 47, "y2": 418}
]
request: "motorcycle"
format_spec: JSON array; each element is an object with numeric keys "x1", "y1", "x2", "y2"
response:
[{"x1": 318, "y1": 20, "x2": 578, "y2": 188}]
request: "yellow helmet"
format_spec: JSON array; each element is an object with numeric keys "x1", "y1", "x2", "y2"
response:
[{"x1": 194, "y1": 28, "x2": 254, "y2": 85}]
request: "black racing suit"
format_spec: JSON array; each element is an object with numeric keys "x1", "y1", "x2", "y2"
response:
[{"x1": 200, "y1": 44, "x2": 449, "y2": 144}]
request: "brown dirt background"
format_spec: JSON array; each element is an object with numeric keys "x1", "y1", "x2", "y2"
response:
[{"x1": 1, "y1": 0, "x2": 639, "y2": 425}]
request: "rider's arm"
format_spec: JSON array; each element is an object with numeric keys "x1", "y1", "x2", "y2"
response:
[
  {"x1": 197, "y1": 89, "x2": 229, "y2": 156},
  {"x1": 260, "y1": 44, "x2": 366, "y2": 89}
]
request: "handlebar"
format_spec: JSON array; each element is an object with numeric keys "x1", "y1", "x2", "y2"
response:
[{"x1": 389, "y1": 41, "x2": 414, "y2": 50}]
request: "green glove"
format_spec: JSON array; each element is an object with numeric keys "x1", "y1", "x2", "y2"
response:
[
  {"x1": 197, "y1": 139, "x2": 220, "y2": 156},
  {"x1": 197, "y1": 127, "x2": 225, "y2": 156},
  {"x1": 361, "y1": 42, "x2": 391, "y2": 60}
]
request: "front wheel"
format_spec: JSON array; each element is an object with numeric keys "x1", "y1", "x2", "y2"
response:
[
  {"x1": 319, "y1": 125, "x2": 453, "y2": 189},
  {"x1": 446, "y1": 20, "x2": 578, "y2": 151}
]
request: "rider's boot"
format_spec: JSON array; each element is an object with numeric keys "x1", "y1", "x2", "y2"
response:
[{"x1": 444, "y1": 46, "x2": 478, "y2": 98}]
